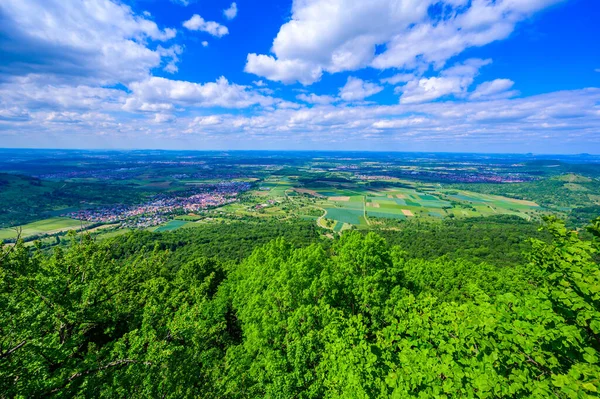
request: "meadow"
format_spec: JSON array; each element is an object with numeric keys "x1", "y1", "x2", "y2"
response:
[
  {"x1": 154, "y1": 220, "x2": 191, "y2": 232},
  {"x1": 0, "y1": 217, "x2": 82, "y2": 240}
]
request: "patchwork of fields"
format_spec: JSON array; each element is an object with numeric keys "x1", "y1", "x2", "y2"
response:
[{"x1": 279, "y1": 181, "x2": 542, "y2": 230}]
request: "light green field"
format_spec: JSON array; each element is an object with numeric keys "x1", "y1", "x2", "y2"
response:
[
  {"x1": 0, "y1": 217, "x2": 82, "y2": 240},
  {"x1": 154, "y1": 220, "x2": 190, "y2": 232},
  {"x1": 96, "y1": 229, "x2": 132, "y2": 240},
  {"x1": 324, "y1": 208, "x2": 365, "y2": 225}
]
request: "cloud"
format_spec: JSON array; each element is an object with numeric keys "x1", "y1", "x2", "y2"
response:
[
  {"x1": 372, "y1": 117, "x2": 427, "y2": 129},
  {"x1": 339, "y1": 77, "x2": 383, "y2": 102},
  {"x1": 0, "y1": 108, "x2": 31, "y2": 122},
  {"x1": 45, "y1": 111, "x2": 113, "y2": 124},
  {"x1": 276, "y1": 101, "x2": 303, "y2": 109},
  {"x1": 297, "y1": 93, "x2": 336, "y2": 105},
  {"x1": 380, "y1": 73, "x2": 417, "y2": 85},
  {"x1": 245, "y1": 54, "x2": 322, "y2": 85},
  {"x1": 202, "y1": 41, "x2": 209, "y2": 47},
  {"x1": 245, "y1": 0, "x2": 563, "y2": 84},
  {"x1": 174, "y1": 88, "x2": 600, "y2": 150},
  {"x1": 224, "y1": 3, "x2": 238, "y2": 20},
  {"x1": 595, "y1": 69, "x2": 600, "y2": 73},
  {"x1": 153, "y1": 113, "x2": 176, "y2": 123},
  {"x1": 123, "y1": 76, "x2": 274, "y2": 111},
  {"x1": 0, "y1": 0, "x2": 594, "y2": 153},
  {"x1": 183, "y1": 14, "x2": 229, "y2": 37},
  {"x1": 0, "y1": 79, "x2": 126, "y2": 112},
  {"x1": 3, "y1": 86, "x2": 599, "y2": 152},
  {"x1": 399, "y1": 78, "x2": 465, "y2": 104},
  {"x1": 470, "y1": 79, "x2": 518, "y2": 100},
  {"x1": 191, "y1": 115, "x2": 222, "y2": 126},
  {"x1": 157, "y1": 45, "x2": 184, "y2": 74},
  {"x1": 0, "y1": 0, "x2": 178, "y2": 85},
  {"x1": 399, "y1": 58, "x2": 491, "y2": 104}
]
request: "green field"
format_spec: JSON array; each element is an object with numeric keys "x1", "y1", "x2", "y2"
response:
[
  {"x1": 0, "y1": 217, "x2": 82, "y2": 240},
  {"x1": 155, "y1": 220, "x2": 191, "y2": 232},
  {"x1": 324, "y1": 208, "x2": 364, "y2": 225},
  {"x1": 332, "y1": 221, "x2": 345, "y2": 232}
]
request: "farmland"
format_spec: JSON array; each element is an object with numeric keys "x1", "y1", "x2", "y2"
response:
[
  {"x1": 154, "y1": 220, "x2": 191, "y2": 232},
  {"x1": 0, "y1": 149, "x2": 599, "y2": 243},
  {"x1": 284, "y1": 180, "x2": 544, "y2": 230},
  {"x1": 0, "y1": 217, "x2": 82, "y2": 240}
]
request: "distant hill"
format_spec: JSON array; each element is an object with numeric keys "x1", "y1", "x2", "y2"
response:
[
  {"x1": 0, "y1": 173, "x2": 148, "y2": 228},
  {"x1": 553, "y1": 173, "x2": 593, "y2": 183}
]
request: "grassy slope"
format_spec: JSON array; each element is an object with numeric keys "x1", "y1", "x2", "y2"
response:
[{"x1": 0, "y1": 217, "x2": 81, "y2": 240}]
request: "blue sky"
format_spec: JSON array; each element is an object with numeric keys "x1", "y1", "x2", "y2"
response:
[{"x1": 0, "y1": 0, "x2": 599, "y2": 153}]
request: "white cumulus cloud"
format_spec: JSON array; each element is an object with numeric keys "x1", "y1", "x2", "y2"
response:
[
  {"x1": 224, "y1": 3, "x2": 238, "y2": 20},
  {"x1": 372, "y1": 117, "x2": 427, "y2": 129},
  {"x1": 399, "y1": 59, "x2": 491, "y2": 104},
  {"x1": 297, "y1": 93, "x2": 336, "y2": 105},
  {"x1": 380, "y1": 73, "x2": 417, "y2": 85},
  {"x1": 245, "y1": 0, "x2": 563, "y2": 85},
  {"x1": 123, "y1": 76, "x2": 274, "y2": 111},
  {"x1": 339, "y1": 77, "x2": 384, "y2": 102},
  {"x1": 0, "y1": 0, "x2": 178, "y2": 84},
  {"x1": 245, "y1": 54, "x2": 323, "y2": 85},
  {"x1": 154, "y1": 113, "x2": 176, "y2": 123},
  {"x1": 470, "y1": 79, "x2": 518, "y2": 100},
  {"x1": 157, "y1": 45, "x2": 184, "y2": 74},
  {"x1": 183, "y1": 14, "x2": 229, "y2": 37}
]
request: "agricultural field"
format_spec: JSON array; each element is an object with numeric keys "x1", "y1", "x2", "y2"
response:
[
  {"x1": 154, "y1": 220, "x2": 191, "y2": 232},
  {"x1": 251, "y1": 178, "x2": 545, "y2": 231},
  {"x1": 0, "y1": 217, "x2": 82, "y2": 240}
]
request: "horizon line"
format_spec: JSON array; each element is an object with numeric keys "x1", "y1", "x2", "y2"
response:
[{"x1": 0, "y1": 147, "x2": 598, "y2": 157}]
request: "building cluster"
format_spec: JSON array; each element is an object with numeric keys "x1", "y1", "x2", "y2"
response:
[
  {"x1": 400, "y1": 170, "x2": 532, "y2": 183},
  {"x1": 67, "y1": 182, "x2": 250, "y2": 226},
  {"x1": 357, "y1": 170, "x2": 532, "y2": 183},
  {"x1": 355, "y1": 174, "x2": 395, "y2": 181}
]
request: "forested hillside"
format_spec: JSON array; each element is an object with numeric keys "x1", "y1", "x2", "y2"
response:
[
  {"x1": 1, "y1": 217, "x2": 599, "y2": 398},
  {"x1": 371, "y1": 215, "x2": 546, "y2": 267},
  {"x1": 0, "y1": 173, "x2": 151, "y2": 228},
  {"x1": 451, "y1": 174, "x2": 600, "y2": 212}
]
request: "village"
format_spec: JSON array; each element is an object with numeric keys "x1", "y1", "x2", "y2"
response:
[{"x1": 66, "y1": 181, "x2": 251, "y2": 228}]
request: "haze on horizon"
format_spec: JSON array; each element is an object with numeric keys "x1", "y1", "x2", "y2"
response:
[{"x1": 0, "y1": 0, "x2": 599, "y2": 153}]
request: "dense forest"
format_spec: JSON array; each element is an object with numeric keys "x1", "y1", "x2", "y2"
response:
[
  {"x1": 370, "y1": 216, "x2": 547, "y2": 268},
  {"x1": 1, "y1": 216, "x2": 599, "y2": 398}
]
